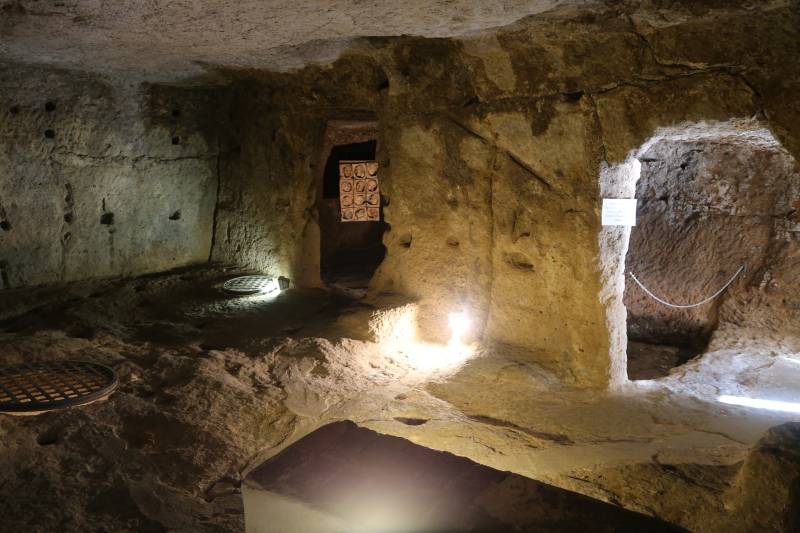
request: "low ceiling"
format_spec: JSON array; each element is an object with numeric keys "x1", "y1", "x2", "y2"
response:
[{"x1": 0, "y1": 0, "x2": 589, "y2": 82}]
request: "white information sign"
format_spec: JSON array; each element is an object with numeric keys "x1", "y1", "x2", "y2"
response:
[{"x1": 602, "y1": 198, "x2": 637, "y2": 226}]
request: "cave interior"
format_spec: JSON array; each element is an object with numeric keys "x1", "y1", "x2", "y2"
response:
[{"x1": 1, "y1": 1, "x2": 800, "y2": 532}]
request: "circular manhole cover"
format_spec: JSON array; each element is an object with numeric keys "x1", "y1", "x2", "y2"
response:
[
  {"x1": 222, "y1": 275, "x2": 277, "y2": 295},
  {"x1": 0, "y1": 360, "x2": 118, "y2": 415}
]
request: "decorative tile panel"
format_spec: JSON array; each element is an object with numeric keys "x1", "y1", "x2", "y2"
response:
[{"x1": 340, "y1": 160, "x2": 380, "y2": 222}]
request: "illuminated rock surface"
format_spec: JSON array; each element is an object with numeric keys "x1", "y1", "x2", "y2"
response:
[
  {"x1": 1, "y1": 1, "x2": 800, "y2": 531},
  {"x1": 1, "y1": 268, "x2": 800, "y2": 531}
]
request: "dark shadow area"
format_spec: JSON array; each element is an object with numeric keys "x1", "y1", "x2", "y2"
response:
[
  {"x1": 322, "y1": 141, "x2": 377, "y2": 198},
  {"x1": 246, "y1": 420, "x2": 686, "y2": 532},
  {"x1": 0, "y1": 266, "x2": 378, "y2": 354},
  {"x1": 627, "y1": 340, "x2": 706, "y2": 381},
  {"x1": 319, "y1": 140, "x2": 386, "y2": 297}
]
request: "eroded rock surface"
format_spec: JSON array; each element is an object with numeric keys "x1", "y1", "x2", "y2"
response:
[
  {"x1": 0, "y1": 65, "x2": 225, "y2": 288},
  {"x1": 1, "y1": 2, "x2": 799, "y2": 531},
  {"x1": 208, "y1": 1, "x2": 800, "y2": 386},
  {"x1": 2, "y1": 2, "x2": 799, "y2": 386},
  {"x1": 0, "y1": 0, "x2": 584, "y2": 80},
  {"x1": 725, "y1": 422, "x2": 800, "y2": 533},
  {"x1": 626, "y1": 138, "x2": 800, "y2": 348},
  {"x1": 2, "y1": 268, "x2": 800, "y2": 532}
]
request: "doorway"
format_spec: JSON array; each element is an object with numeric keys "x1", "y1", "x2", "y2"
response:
[{"x1": 317, "y1": 121, "x2": 387, "y2": 296}]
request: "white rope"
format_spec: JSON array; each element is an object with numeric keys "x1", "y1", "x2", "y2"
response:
[{"x1": 628, "y1": 265, "x2": 746, "y2": 309}]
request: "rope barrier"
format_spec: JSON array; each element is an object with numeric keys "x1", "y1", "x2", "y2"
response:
[{"x1": 627, "y1": 264, "x2": 746, "y2": 309}]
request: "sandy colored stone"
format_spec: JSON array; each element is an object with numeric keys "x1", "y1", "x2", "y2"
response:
[
  {"x1": 723, "y1": 422, "x2": 800, "y2": 533},
  {"x1": 1, "y1": 267, "x2": 800, "y2": 532},
  {"x1": 1, "y1": 4, "x2": 800, "y2": 530},
  {"x1": 0, "y1": 65, "x2": 222, "y2": 288},
  {"x1": 625, "y1": 138, "x2": 800, "y2": 348}
]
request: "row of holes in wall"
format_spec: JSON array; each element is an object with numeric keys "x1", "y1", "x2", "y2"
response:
[
  {"x1": 98, "y1": 211, "x2": 182, "y2": 224},
  {"x1": 8, "y1": 101, "x2": 56, "y2": 114},
  {"x1": 0, "y1": 211, "x2": 182, "y2": 232},
  {"x1": 42, "y1": 132, "x2": 181, "y2": 144},
  {"x1": 2, "y1": 102, "x2": 184, "y2": 233},
  {"x1": 8, "y1": 103, "x2": 184, "y2": 144},
  {"x1": 396, "y1": 234, "x2": 534, "y2": 271},
  {"x1": 8, "y1": 104, "x2": 182, "y2": 118}
]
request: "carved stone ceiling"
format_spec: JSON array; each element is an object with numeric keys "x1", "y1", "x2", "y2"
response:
[{"x1": 0, "y1": 0, "x2": 589, "y2": 82}]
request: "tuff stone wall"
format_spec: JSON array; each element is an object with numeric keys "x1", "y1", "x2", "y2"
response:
[
  {"x1": 0, "y1": 64, "x2": 224, "y2": 289},
  {"x1": 625, "y1": 138, "x2": 800, "y2": 348},
  {"x1": 206, "y1": 2, "x2": 800, "y2": 387}
]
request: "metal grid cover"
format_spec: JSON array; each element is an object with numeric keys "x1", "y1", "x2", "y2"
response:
[
  {"x1": 222, "y1": 275, "x2": 277, "y2": 295},
  {"x1": 0, "y1": 360, "x2": 118, "y2": 414}
]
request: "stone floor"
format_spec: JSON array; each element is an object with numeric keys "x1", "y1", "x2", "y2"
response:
[{"x1": 1, "y1": 266, "x2": 799, "y2": 532}]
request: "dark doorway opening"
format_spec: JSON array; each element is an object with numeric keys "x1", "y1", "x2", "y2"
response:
[
  {"x1": 318, "y1": 137, "x2": 386, "y2": 297},
  {"x1": 623, "y1": 135, "x2": 779, "y2": 380},
  {"x1": 322, "y1": 141, "x2": 377, "y2": 198}
]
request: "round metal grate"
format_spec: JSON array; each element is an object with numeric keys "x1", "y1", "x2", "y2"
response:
[
  {"x1": 0, "y1": 360, "x2": 118, "y2": 415},
  {"x1": 222, "y1": 275, "x2": 277, "y2": 295}
]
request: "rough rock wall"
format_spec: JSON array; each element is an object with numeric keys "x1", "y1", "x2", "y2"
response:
[
  {"x1": 0, "y1": 64, "x2": 224, "y2": 289},
  {"x1": 211, "y1": 83, "x2": 327, "y2": 288},
  {"x1": 725, "y1": 422, "x2": 800, "y2": 533},
  {"x1": 625, "y1": 140, "x2": 800, "y2": 347},
  {"x1": 212, "y1": 1, "x2": 800, "y2": 387}
]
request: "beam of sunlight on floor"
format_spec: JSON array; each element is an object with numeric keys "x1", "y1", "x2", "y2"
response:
[
  {"x1": 780, "y1": 356, "x2": 800, "y2": 366},
  {"x1": 718, "y1": 395, "x2": 800, "y2": 414}
]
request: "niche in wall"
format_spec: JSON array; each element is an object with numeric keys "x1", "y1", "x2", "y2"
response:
[{"x1": 623, "y1": 128, "x2": 798, "y2": 380}]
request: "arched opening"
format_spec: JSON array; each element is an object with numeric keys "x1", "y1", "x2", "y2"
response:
[
  {"x1": 317, "y1": 120, "x2": 387, "y2": 297},
  {"x1": 601, "y1": 119, "x2": 800, "y2": 384}
]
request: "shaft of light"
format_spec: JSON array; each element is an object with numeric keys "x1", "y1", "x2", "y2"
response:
[{"x1": 718, "y1": 395, "x2": 800, "y2": 414}]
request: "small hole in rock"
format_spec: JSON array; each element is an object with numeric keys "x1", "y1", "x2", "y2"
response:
[
  {"x1": 171, "y1": 109, "x2": 181, "y2": 118},
  {"x1": 394, "y1": 417, "x2": 429, "y2": 426},
  {"x1": 377, "y1": 77, "x2": 390, "y2": 92},
  {"x1": 9, "y1": 105, "x2": 20, "y2": 115},
  {"x1": 36, "y1": 430, "x2": 59, "y2": 446},
  {"x1": 100, "y1": 213, "x2": 114, "y2": 225},
  {"x1": 0, "y1": 221, "x2": 10, "y2": 231},
  {"x1": 446, "y1": 237, "x2": 459, "y2": 247},
  {"x1": 506, "y1": 252, "x2": 534, "y2": 272},
  {"x1": 200, "y1": 342, "x2": 226, "y2": 352},
  {"x1": 399, "y1": 234, "x2": 412, "y2": 248},
  {"x1": 45, "y1": 101, "x2": 56, "y2": 112},
  {"x1": 67, "y1": 324, "x2": 95, "y2": 339},
  {"x1": 63, "y1": 213, "x2": 74, "y2": 223},
  {"x1": 172, "y1": 136, "x2": 180, "y2": 145},
  {"x1": 44, "y1": 129, "x2": 55, "y2": 139},
  {"x1": 169, "y1": 210, "x2": 181, "y2": 221},
  {"x1": 565, "y1": 90, "x2": 584, "y2": 102}
]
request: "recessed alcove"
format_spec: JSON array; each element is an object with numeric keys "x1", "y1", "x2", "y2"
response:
[
  {"x1": 317, "y1": 121, "x2": 387, "y2": 296},
  {"x1": 601, "y1": 120, "x2": 800, "y2": 382}
]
